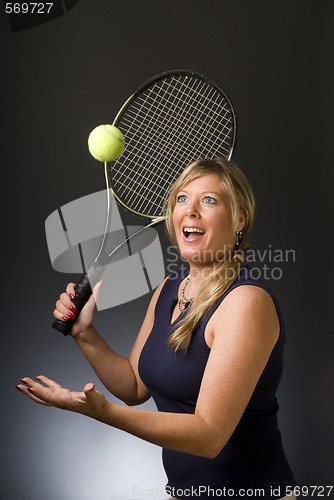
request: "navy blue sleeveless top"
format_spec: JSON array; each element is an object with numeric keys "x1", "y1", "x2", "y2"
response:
[{"x1": 138, "y1": 266, "x2": 296, "y2": 499}]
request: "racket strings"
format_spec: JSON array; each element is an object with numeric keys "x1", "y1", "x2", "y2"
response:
[
  {"x1": 115, "y1": 80, "x2": 232, "y2": 208},
  {"x1": 132, "y1": 78, "x2": 232, "y2": 209},
  {"x1": 122, "y1": 82, "x2": 182, "y2": 206},
  {"x1": 123, "y1": 77, "x2": 232, "y2": 161},
  {"x1": 125, "y1": 78, "x2": 232, "y2": 164},
  {"x1": 112, "y1": 82, "x2": 184, "y2": 213},
  {"x1": 122, "y1": 78, "x2": 214, "y2": 210},
  {"x1": 160, "y1": 79, "x2": 232, "y2": 160},
  {"x1": 111, "y1": 74, "x2": 235, "y2": 217}
]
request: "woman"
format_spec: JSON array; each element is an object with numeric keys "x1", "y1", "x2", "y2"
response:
[{"x1": 16, "y1": 158, "x2": 296, "y2": 499}]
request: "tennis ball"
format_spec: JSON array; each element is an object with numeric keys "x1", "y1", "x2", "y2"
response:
[{"x1": 88, "y1": 124, "x2": 125, "y2": 162}]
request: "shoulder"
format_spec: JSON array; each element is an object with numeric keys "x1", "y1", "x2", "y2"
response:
[
  {"x1": 220, "y1": 283, "x2": 278, "y2": 317},
  {"x1": 213, "y1": 264, "x2": 281, "y2": 327},
  {"x1": 209, "y1": 284, "x2": 280, "y2": 349},
  {"x1": 220, "y1": 264, "x2": 281, "y2": 323}
]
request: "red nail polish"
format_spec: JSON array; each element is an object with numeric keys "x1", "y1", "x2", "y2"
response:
[
  {"x1": 20, "y1": 378, "x2": 26, "y2": 384},
  {"x1": 70, "y1": 293, "x2": 75, "y2": 300},
  {"x1": 62, "y1": 316, "x2": 69, "y2": 322},
  {"x1": 70, "y1": 306, "x2": 77, "y2": 313},
  {"x1": 68, "y1": 312, "x2": 75, "y2": 320},
  {"x1": 15, "y1": 385, "x2": 22, "y2": 392},
  {"x1": 27, "y1": 388, "x2": 34, "y2": 394}
]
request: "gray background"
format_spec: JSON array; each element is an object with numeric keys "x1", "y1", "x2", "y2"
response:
[{"x1": 1, "y1": 1, "x2": 333, "y2": 499}]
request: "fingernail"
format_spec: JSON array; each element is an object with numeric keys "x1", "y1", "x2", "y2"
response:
[
  {"x1": 70, "y1": 306, "x2": 77, "y2": 313},
  {"x1": 68, "y1": 312, "x2": 75, "y2": 320},
  {"x1": 62, "y1": 316, "x2": 69, "y2": 322},
  {"x1": 89, "y1": 384, "x2": 95, "y2": 391},
  {"x1": 35, "y1": 376, "x2": 42, "y2": 381},
  {"x1": 70, "y1": 293, "x2": 75, "y2": 300},
  {"x1": 15, "y1": 385, "x2": 22, "y2": 392},
  {"x1": 27, "y1": 388, "x2": 34, "y2": 394},
  {"x1": 20, "y1": 378, "x2": 26, "y2": 384}
]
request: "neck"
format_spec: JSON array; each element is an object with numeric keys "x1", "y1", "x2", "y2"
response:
[
  {"x1": 185, "y1": 263, "x2": 214, "y2": 296},
  {"x1": 188, "y1": 261, "x2": 214, "y2": 279}
]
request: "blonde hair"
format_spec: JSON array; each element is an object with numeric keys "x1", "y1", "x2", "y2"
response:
[{"x1": 164, "y1": 157, "x2": 255, "y2": 352}]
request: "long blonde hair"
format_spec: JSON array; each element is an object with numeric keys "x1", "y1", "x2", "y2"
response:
[{"x1": 164, "y1": 157, "x2": 255, "y2": 352}]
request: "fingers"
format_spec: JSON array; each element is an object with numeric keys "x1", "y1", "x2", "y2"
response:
[
  {"x1": 92, "y1": 281, "x2": 103, "y2": 301},
  {"x1": 53, "y1": 280, "x2": 102, "y2": 333},
  {"x1": 15, "y1": 376, "x2": 53, "y2": 406},
  {"x1": 84, "y1": 382, "x2": 95, "y2": 393},
  {"x1": 83, "y1": 281, "x2": 103, "y2": 311},
  {"x1": 18, "y1": 375, "x2": 62, "y2": 392},
  {"x1": 34, "y1": 375, "x2": 63, "y2": 389},
  {"x1": 16, "y1": 376, "x2": 75, "y2": 409},
  {"x1": 53, "y1": 283, "x2": 77, "y2": 322},
  {"x1": 66, "y1": 283, "x2": 77, "y2": 299},
  {"x1": 16, "y1": 377, "x2": 107, "y2": 418},
  {"x1": 83, "y1": 383, "x2": 109, "y2": 419}
]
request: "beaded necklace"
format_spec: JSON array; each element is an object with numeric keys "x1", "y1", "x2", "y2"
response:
[{"x1": 178, "y1": 274, "x2": 193, "y2": 312}]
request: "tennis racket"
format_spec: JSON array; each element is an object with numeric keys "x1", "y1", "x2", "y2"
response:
[{"x1": 52, "y1": 69, "x2": 236, "y2": 335}]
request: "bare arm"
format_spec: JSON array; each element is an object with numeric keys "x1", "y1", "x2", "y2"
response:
[
  {"x1": 20, "y1": 285, "x2": 279, "y2": 458},
  {"x1": 53, "y1": 279, "x2": 167, "y2": 406},
  {"x1": 72, "y1": 326, "x2": 148, "y2": 405},
  {"x1": 98, "y1": 285, "x2": 280, "y2": 457}
]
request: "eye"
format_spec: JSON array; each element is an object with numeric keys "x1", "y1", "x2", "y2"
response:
[
  {"x1": 202, "y1": 196, "x2": 217, "y2": 204},
  {"x1": 177, "y1": 194, "x2": 188, "y2": 203}
]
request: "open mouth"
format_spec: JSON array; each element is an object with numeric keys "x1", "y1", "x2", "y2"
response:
[{"x1": 183, "y1": 227, "x2": 206, "y2": 239}]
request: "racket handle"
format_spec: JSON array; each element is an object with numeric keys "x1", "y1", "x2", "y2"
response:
[{"x1": 52, "y1": 272, "x2": 94, "y2": 336}]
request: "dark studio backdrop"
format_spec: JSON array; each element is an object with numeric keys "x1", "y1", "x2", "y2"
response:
[{"x1": 1, "y1": 1, "x2": 333, "y2": 499}]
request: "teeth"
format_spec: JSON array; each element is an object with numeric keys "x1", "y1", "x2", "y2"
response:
[{"x1": 183, "y1": 227, "x2": 205, "y2": 234}]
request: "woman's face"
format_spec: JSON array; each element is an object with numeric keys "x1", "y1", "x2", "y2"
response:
[{"x1": 172, "y1": 173, "x2": 244, "y2": 267}]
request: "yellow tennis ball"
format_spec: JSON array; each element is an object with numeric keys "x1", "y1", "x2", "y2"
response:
[{"x1": 88, "y1": 124, "x2": 125, "y2": 162}]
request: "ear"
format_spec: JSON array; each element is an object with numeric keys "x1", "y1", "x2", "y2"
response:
[{"x1": 236, "y1": 208, "x2": 246, "y2": 233}]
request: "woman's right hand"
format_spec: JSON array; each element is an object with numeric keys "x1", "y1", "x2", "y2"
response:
[{"x1": 53, "y1": 281, "x2": 102, "y2": 338}]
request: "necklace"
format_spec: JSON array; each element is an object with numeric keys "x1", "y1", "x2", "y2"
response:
[{"x1": 178, "y1": 274, "x2": 193, "y2": 312}]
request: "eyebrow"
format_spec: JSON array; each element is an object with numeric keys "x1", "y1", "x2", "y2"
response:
[
  {"x1": 202, "y1": 191, "x2": 222, "y2": 196},
  {"x1": 178, "y1": 189, "x2": 223, "y2": 197}
]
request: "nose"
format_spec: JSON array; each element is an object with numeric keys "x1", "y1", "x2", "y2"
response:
[{"x1": 185, "y1": 201, "x2": 200, "y2": 218}]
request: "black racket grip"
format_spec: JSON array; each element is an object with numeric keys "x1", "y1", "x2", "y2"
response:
[{"x1": 52, "y1": 272, "x2": 93, "y2": 336}]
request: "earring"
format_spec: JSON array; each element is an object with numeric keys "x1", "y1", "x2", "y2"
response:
[{"x1": 235, "y1": 230, "x2": 243, "y2": 248}]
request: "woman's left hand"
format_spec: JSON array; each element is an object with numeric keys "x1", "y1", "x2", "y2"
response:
[{"x1": 15, "y1": 376, "x2": 109, "y2": 420}]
